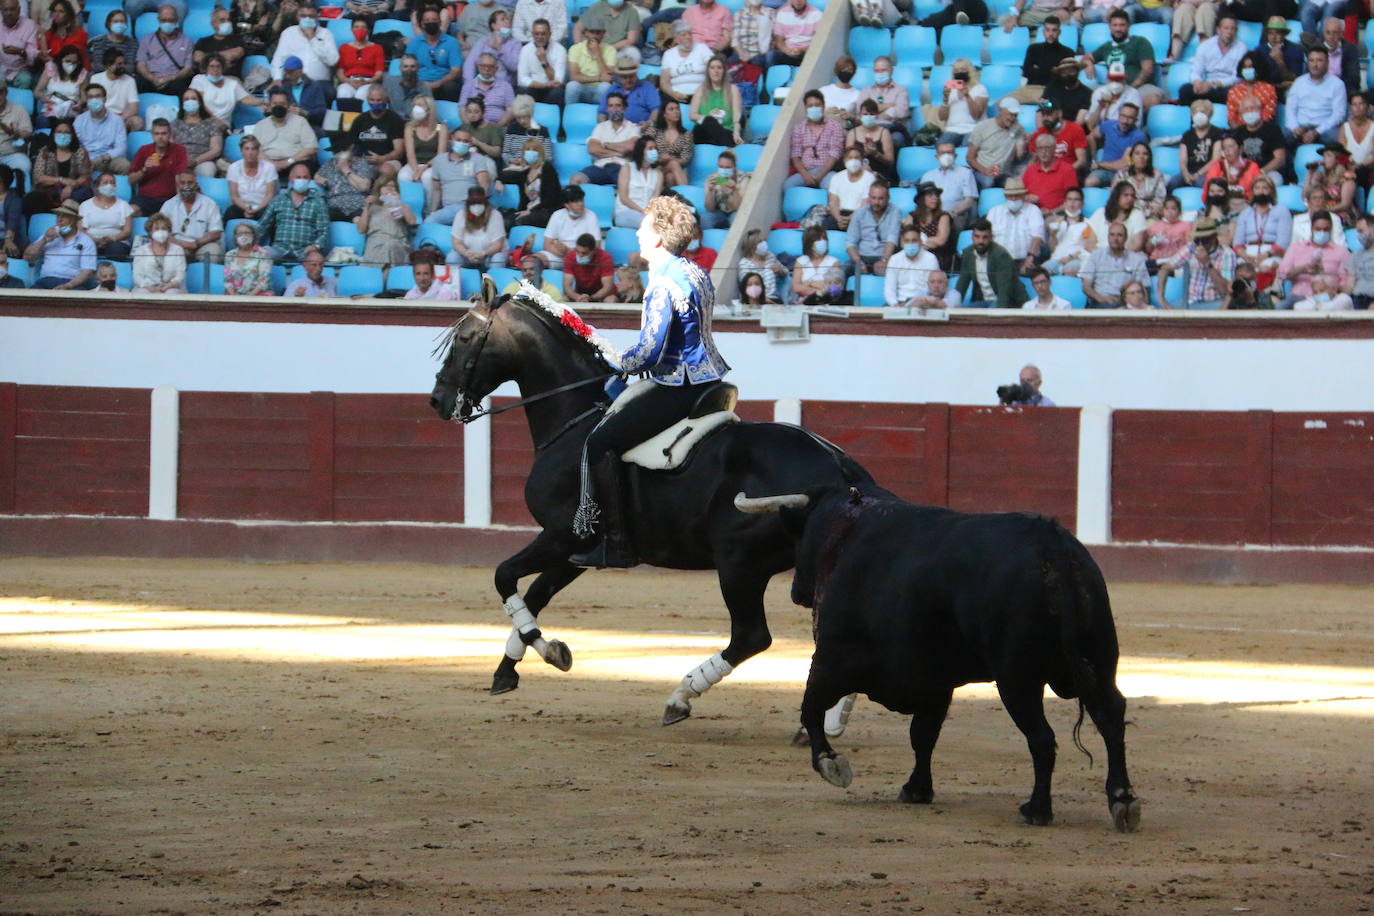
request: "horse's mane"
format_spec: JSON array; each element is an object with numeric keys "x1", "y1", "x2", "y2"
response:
[{"x1": 434, "y1": 280, "x2": 621, "y2": 371}]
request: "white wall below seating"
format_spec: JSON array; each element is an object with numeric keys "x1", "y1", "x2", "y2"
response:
[{"x1": 3, "y1": 315, "x2": 1371, "y2": 411}]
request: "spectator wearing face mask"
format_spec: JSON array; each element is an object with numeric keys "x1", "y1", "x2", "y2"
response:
[
  {"x1": 347, "y1": 85, "x2": 405, "y2": 177},
  {"x1": 448, "y1": 186, "x2": 507, "y2": 270},
  {"x1": 986, "y1": 177, "x2": 1045, "y2": 275},
  {"x1": 90, "y1": 259, "x2": 121, "y2": 292},
  {"x1": 256, "y1": 162, "x2": 329, "y2": 261},
  {"x1": 1174, "y1": 99, "x2": 1224, "y2": 191},
  {"x1": 193, "y1": 7, "x2": 246, "y2": 78},
  {"x1": 920, "y1": 141, "x2": 978, "y2": 232},
  {"x1": 790, "y1": 225, "x2": 841, "y2": 304},
  {"x1": 423, "y1": 129, "x2": 495, "y2": 224},
  {"x1": 703, "y1": 149, "x2": 745, "y2": 231},
  {"x1": 1275, "y1": 211, "x2": 1351, "y2": 310},
  {"x1": 160, "y1": 169, "x2": 224, "y2": 263},
  {"x1": 171, "y1": 88, "x2": 223, "y2": 179},
  {"x1": 885, "y1": 226, "x2": 939, "y2": 307},
  {"x1": 270, "y1": 3, "x2": 338, "y2": 82},
  {"x1": 856, "y1": 56, "x2": 910, "y2": 149},
  {"x1": 73, "y1": 157, "x2": 129, "y2": 246},
  {"x1": 313, "y1": 143, "x2": 379, "y2": 222},
  {"x1": 408, "y1": 6, "x2": 464, "y2": 101},
  {"x1": 355, "y1": 176, "x2": 416, "y2": 269},
  {"x1": 254, "y1": 90, "x2": 318, "y2": 173},
  {"x1": 25, "y1": 199, "x2": 95, "y2": 288},
  {"x1": 731, "y1": 0, "x2": 773, "y2": 69},
  {"x1": 1043, "y1": 187, "x2": 1092, "y2": 277},
  {"x1": 75, "y1": 84, "x2": 129, "y2": 174},
  {"x1": 542, "y1": 184, "x2": 599, "y2": 264},
  {"x1": 35, "y1": 45, "x2": 87, "y2": 126},
  {"x1": 783, "y1": 89, "x2": 844, "y2": 191},
  {"x1": 130, "y1": 212, "x2": 187, "y2": 294},
  {"x1": 90, "y1": 49, "x2": 141, "y2": 133},
  {"x1": 334, "y1": 18, "x2": 384, "y2": 100},
  {"x1": 929, "y1": 57, "x2": 987, "y2": 148},
  {"x1": 224, "y1": 223, "x2": 274, "y2": 296},
  {"x1": 464, "y1": 10, "x2": 521, "y2": 85},
  {"x1": 737, "y1": 228, "x2": 786, "y2": 302},
  {"x1": 87, "y1": 12, "x2": 137, "y2": 87},
  {"x1": 562, "y1": 232, "x2": 615, "y2": 303},
  {"x1": 135, "y1": 5, "x2": 194, "y2": 96},
  {"x1": 570, "y1": 90, "x2": 637, "y2": 186}
]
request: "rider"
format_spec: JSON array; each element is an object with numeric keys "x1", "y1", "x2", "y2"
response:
[{"x1": 568, "y1": 194, "x2": 731, "y2": 568}]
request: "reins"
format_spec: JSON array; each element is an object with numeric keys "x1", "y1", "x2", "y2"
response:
[{"x1": 455, "y1": 374, "x2": 612, "y2": 423}]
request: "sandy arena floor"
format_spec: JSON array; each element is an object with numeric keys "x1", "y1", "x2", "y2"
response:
[{"x1": 1, "y1": 557, "x2": 1372, "y2": 915}]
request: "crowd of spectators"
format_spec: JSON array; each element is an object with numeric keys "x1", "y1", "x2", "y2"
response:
[
  {"x1": 776, "y1": 3, "x2": 1374, "y2": 310},
  {"x1": 1, "y1": 0, "x2": 812, "y2": 295}
]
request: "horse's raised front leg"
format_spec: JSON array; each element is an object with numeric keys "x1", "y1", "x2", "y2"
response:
[
  {"x1": 491, "y1": 533, "x2": 585, "y2": 694},
  {"x1": 663, "y1": 565, "x2": 774, "y2": 726}
]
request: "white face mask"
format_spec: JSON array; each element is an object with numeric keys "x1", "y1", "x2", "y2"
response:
[
  {"x1": 411, "y1": 105, "x2": 426, "y2": 120},
  {"x1": 1241, "y1": 109, "x2": 1261, "y2": 127},
  {"x1": 151, "y1": 229, "x2": 170, "y2": 243},
  {"x1": 469, "y1": 204, "x2": 486, "y2": 215},
  {"x1": 1007, "y1": 198, "x2": 1024, "y2": 213},
  {"x1": 938, "y1": 152, "x2": 955, "y2": 168},
  {"x1": 1192, "y1": 112, "x2": 1209, "y2": 128},
  {"x1": 844, "y1": 158, "x2": 861, "y2": 173},
  {"x1": 745, "y1": 284, "x2": 762, "y2": 297}
]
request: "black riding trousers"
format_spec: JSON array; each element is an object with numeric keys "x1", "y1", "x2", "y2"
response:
[{"x1": 586, "y1": 381, "x2": 707, "y2": 464}]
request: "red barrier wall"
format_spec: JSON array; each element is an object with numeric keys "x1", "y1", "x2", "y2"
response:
[
  {"x1": 8, "y1": 384, "x2": 150, "y2": 516},
  {"x1": 333, "y1": 395, "x2": 464, "y2": 523}
]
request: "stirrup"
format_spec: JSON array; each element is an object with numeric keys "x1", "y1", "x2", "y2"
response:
[{"x1": 568, "y1": 539, "x2": 638, "y2": 569}]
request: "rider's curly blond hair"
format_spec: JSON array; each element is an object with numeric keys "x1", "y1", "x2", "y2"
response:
[{"x1": 644, "y1": 195, "x2": 697, "y2": 257}]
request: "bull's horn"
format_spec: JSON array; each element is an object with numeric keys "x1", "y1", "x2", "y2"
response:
[{"x1": 734, "y1": 492, "x2": 810, "y2": 514}]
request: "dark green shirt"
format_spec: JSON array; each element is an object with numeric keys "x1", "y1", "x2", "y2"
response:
[{"x1": 1092, "y1": 36, "x2": 1155, "y2": 85}]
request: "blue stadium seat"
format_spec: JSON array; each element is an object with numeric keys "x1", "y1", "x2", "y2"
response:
[
  {"x1": 889, "y1": 187, "x2": 916, "y2": 214},
  {"x1": 734, "y1": 143, "x2": 762, "y2": 172},
  {"x1": 382, "y1": 264, "x2": 414, "y2": 290},
  {"x1": 987, "y1": 28, "x2": 1029, "y2": 65},
  {"x1": 768, "y1": 228, "x2": 803, "y2": 257},
  {"x1": 582, "y1": 184, "x2": 614, "y2": 227},
  {"x1": 1293, "y1": 144, "x2": 1322, "y2": 174},
  {"x1": 981, "y1": 65, "x2": 1023, "y2": 103},
  {"x1": 1082, "y1": 187, "x2": 1109, "y2": 214},
  {"x1": 115, "y1": 261, "x2": 134, "y2": 289},
  {"x1": 826, "y1": 229, "x2": 849, "y2": 263},
  {"x1": 1276, "y1": 184, "x2": 1304, "y2": 212},
  {"x1": 398, "y1": 180, "x2": 424, "y2": 217},
  {"x1": 893, "y1": 64, "x2": 923, "y2": 101},
  {"x1": 508, "y1": 225, "x2": 544, "y2": 251},
  {"x1": 1237, "y1": 21, "x2": 1260, "y2": 49},
  {"x1": 553, "y1": 141, "x2": 591, "y2": 183},
  {"x1": 1081, "y1": 23, "x2": 1110, "y2": 53},
  {"x1": 329, "y1": 221, "x2": 367, "y2": 252},
  {"x1": 132, "y1": 216, "x2": 147, "y2": 238},
  {"x1": 913, "y1": 0, "x2": 942, "y2": 16},
  {"x1": 1146, "y1": 104, "x2": 1189, "y2": 142},
  {"x1": 29, "y1": 213, "x2": 55, "y2": 238},
  {"x1": 746, "y1": 104, "x2": 779, "y2": 143},
  {"x1": 184, "y1": 16, "x2": 216, "y2": 42},
  {"x1": 689, "y1": 145, "x2": 724, "y2": 183},
  {"x1": 562, "y1": 104, "x2": 599, "y2": 143},
  {"x1": 138, "y1": 92, "x2": 179, "y2": 122},
  {"x1": 1162, "y1": 274, "x2": 1183, "y2": 307},
  {"x1": 1057, "y1": 25, "x2": 1080, "y2": 52},
  {"x1": 1153, "y1": 146, "x2": 1180, "y2": 176},
  {"x1": 671, "y1": 183, "x2": 706, "y2": 214},
  {"x1": 84, "y1": 0, "x2": 121, "y2": 37},
  {"x1": 197, "y1": 176, "x2": 231, "y2": 211},
  {"x1": 6, "y1": 258, "x2": 28, "y2": 284},
  {"x1": 534, "y1": 102, "x2": 561, "y2": 133},
  {"x1": 487, "y1": 266, "x2": 520, "y2": 291},
  {"x1": 897, "y1": 146, "x2": 937, "y2": 183},
  {"x1": 924, "y1": 65, "x2": 951, "y2": 104},
  {"x1": 8, "y1": 87, "x2": 32, "y2": 114},
  {"x1": 783, "y1": 186, "x2": 826, "y2": 222},
  {"x1": 1017, "y1": 104, "x2": 1038, "y2": 133},
  {"x1": 337, "y1": 265, "x2": 385, "y2": 296},
  {"x1": 1209, "y1": 106, "x2": 1229, "y2": 129},
  {"x1": 544, "y1": 269, "x2": 564, "y2": 292},
  {"x1": 702, "y1": 228, "x2": 727, "y2": 251},
  {"x1": 1347, "y1": 228, "x2": 1360, "y2": 251},
  {"x1": 939, "y1": 25, "x2": 984, "y2": 65},
  {"x1": 1128, "y1": 23, "x2": 1168, "y2": 58},
  {"x1": 1173, "y1": 186, "x2": 1202, "y2": 211},
  {"x1": 126, "y1": 130, "x2": 152, "y2": 159},
  {"x1": 243, "y1": 54, "x2": 270, "y2": 74},
  {"x1": 223, "y1": 133, "x2": 242, "y2": 161},
  {"x1": 270, "y1": 264, "x2": 286, "y2": 292},
  {"x1": 458, "y1": 268, "x2": 482, "y2": 295},
  {"x1": 892, "y1": 26, "x2": 938, "y2": 68},
  {"x1": 490, "y1": 182, "x2": 519, "y2": 210},
  {"x1": 232, "y1": 105, "x2": 264, "y2": 131},
  {"x1": 604, "y1": 227, "x2": 638, "y2": 264},
  {"x1": 415, "y1": 223, "x2": 453, "y2": 253},
  {"x1": 185, "y1": 262, "x2": 216, "y2": 294},
  {"x1": 325, "y1": 18, "x2": 354, "y2": 48},
  {"x1": 855, "y1": 273, "x2": 886, "y2": 307},
  {"x1": 1163, "y1": 66, "x2": 1190, "y2": 104},
  {"x1": 956, "y1": 229, "x2": 972, "y2": 252},
  {"x1": 978, "y1": 188, "x2": 1005, "y2": 215},
  {"x1": 1050, "y1": 275, "x2": 1087, "y2": 309},
  {"x1": 848, "y1": 27, "x2": 892, "y2": 67},
  {"x1": 434, "y1": 99, "x2": 461, "y2": 125},
  {"x1": 765, "y1": 64, "x2": 795, "y2": 96},
  {"x1": 134, "y1": 11, "x2": 157, "y2": 37}
]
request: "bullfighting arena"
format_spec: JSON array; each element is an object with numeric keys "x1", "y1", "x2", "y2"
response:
[{"x1": 2, "y1": 557, "x2": 1372, "y2": 915}]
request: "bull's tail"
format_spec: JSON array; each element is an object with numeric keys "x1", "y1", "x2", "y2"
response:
[{"x1": 1040, "y1": 519, "x2": 1100, "y2": 765}]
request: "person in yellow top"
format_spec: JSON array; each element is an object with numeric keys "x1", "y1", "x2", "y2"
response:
[
  {"x1": 564, "y1": 14, "x2": 616, "y2": 105},
  {"x1": 502, "y1": 252, "x2": 562, "y2": 299}
]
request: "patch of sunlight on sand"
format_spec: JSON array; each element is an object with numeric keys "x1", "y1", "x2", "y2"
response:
[{"x1": 2, "y1": 596, "x2": 1369, "y2": 716}]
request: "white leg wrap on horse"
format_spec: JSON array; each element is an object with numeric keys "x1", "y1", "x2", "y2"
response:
[
  {"x1": 503, "y1": 595, "x2": 551, "y2": 660},
  {"x1": 682, "y1": 652, "x2": 734, "y2": 699},
  {"x1": 504, "y1": 626, "x2": 527, "y2": 661},
  {"x1": 824, "y1": 693, "x2": 857, "y2": 737}
]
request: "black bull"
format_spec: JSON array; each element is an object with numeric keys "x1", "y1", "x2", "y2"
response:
[{"x1": 741, "y1": 485, "x2": 1141, "y2": 832}]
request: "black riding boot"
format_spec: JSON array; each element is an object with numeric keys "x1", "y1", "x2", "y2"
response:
[{"x1": 569, "y1": 454, "x2": 639, "y2": 569}]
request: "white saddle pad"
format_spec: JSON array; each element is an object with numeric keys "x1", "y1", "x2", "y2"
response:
[{"x1": 622, "y1": 412, "x2": 739, "y2": 471}]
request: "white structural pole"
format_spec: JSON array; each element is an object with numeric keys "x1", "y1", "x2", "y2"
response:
[
  {"x1": 774, "y1": 397, "x2": 802, "y2": 426},
  {"x1": 148, "y1": 385, "x2": 179, "y2": 520},
  {"x1": 464, "y1": 397, "x2": 493, "y2": 527},
  {"x1": 1076, "y1": 402, "x2": 1113, "y2": 545}
]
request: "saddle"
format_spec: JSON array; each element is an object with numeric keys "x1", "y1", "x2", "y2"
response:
[{"x1": 607, "y1": 379, "x2": 740, "y2": 471}]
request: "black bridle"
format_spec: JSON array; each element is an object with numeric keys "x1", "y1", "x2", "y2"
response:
[{"x1": 439, "y1": 298, "x2": 614, "y2": 433}]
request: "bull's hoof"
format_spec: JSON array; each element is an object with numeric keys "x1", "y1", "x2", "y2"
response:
[
  {"x1": 897, "y1": 785, "x2": 933, "y2": 804},
  {"x1": 542, "y1": 639, "x2": 573, "y2": 672},
  {"x1": 490, "y1": 671, "x2": 519, "y2": 695},
  {"x1": 662, "y1": 701, "x2": 692, "y2": 726},
  {"x1": 816, "y1": 753, "x2": 853, "y2": 788},
  {"x1": 790, "y1": 726, "x2": 809, "y2": 747},
  {"x1": 1019, "y1": 801, "x2": 1054, "y2": 826},
  {"x1": 1111, "y1": 796, "x2": 1142, "y2": 833}
]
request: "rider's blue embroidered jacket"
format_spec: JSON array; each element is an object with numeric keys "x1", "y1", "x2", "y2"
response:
[{"x1": 618, "y1": 256, "x2": 730, "y2": 386}]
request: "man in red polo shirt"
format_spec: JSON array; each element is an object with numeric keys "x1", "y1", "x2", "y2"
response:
[
  {"x1": 128, "y1": 117, "x2": 188, "y2": 215},
  {"x1": 1021, "y1": 132, "x2": 1079, "y2": 212},
  {"x1": 562, "y1": 232, "x2": 616, "y2": 302},
  {"x1": 1028, "y1": 99, "x2": 1087, "y2": 173}
]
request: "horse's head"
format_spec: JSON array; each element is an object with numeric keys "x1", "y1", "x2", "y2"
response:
[{"x1": 430, "y1": 276, "x2": 517, "y2": 422}]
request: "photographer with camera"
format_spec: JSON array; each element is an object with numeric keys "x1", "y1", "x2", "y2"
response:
[{"x1": 997, "y1": 364, "x2": 1055, "y2": 407}]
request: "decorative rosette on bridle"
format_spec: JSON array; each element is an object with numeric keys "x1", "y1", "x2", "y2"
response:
[{"x1": 515, "y1": 280, "x2": 623, "y2": 372}]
